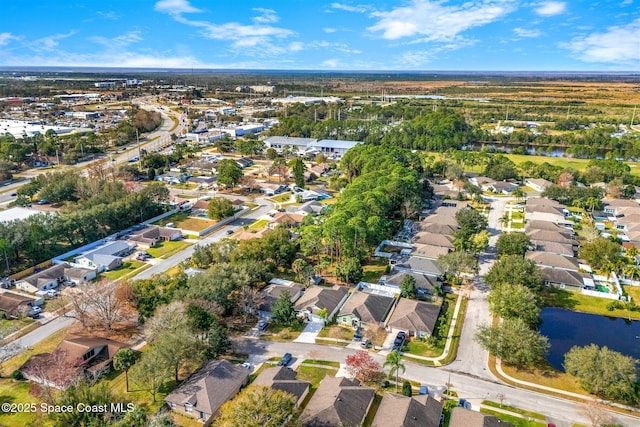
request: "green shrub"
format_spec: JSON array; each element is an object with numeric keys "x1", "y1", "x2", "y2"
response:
[
  {"x1": 11, "y1": 370, "x2": 25, "y2": 380},
  {"x1": 402, "y1": 381, "x2": 412, "y2": 397}
]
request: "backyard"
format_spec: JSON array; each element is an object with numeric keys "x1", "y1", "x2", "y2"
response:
[
  {"x1": 145, "y1": 241, "x2": 191, "y2": 258},
  {"x1": 542, "y1": 287, "x2": 640, "y2": 320},
  {"x1": 153, "y1": 211, "x2": 217, "y2": 232},
  {"x1": 404, "y1": 293, "x2": 456, "y2": 359}
]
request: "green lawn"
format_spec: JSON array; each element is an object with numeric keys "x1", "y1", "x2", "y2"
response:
[
  {"x1": 260, "y1": 322, "x2": 305, "y2": 342},
  {"x1": 405, "y1": 295, "x2": 452, "y2": 358},
  {"x1": 1, "y1": 329, "x2": 68, "y2": 376},
  {"x1": 480, "y1": 408, "x2": 546, "y2": 427},
  {"x1": 511, "y1": 211, "x2": 524, "y2": 220},
  {"x1": 362, "y1": 259, "x2": 390, "y2": 283},
  {"x1": 316, "y1": 324, "x2": 354, "y2": 341},
  {"x1": 0, "y1": 318, "x2": 34, "y2": 338},
  {"x1": 296, "y1": 366, "x2": 338, "y2": 388},
  {"x1": 101, "y1": 365, "x2": 172, "y2": 415},
  {"x1": 153, "y1": 211, "x2": 190, "y2": 226},
  {"x1": 302, "y1": 360, "x2": 341, "y2": 368},
  {"x1": 270, "y1": 192, "x2": 292, "y2": 203},
  {"x1": 481, "y1": 401, "x2": 545, "y2": 420},
  {"x1": 542, "y1": 287, "x2": 640, "y2": 320},
  {"x1": 623, "y1": 284, "x2": 640, "y2": 304},
  {"x1": 146, "y1": 241, "x2": 190, "y2": 258},
  {"x1": 249, "y1": 219, "x2": 269, "y2": 230},
  {"x1": 102, "y1": 260, "x2": 145, "y2": 280},
  {"x1": 0, "y1": 379, "x2": 52, "y2": 427}
]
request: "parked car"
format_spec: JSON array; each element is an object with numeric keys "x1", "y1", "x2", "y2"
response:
[
  {"x1": 393, "y1": 331, "x2": 406, "y2": 350},
  {"x1": 353, "y1": 327, "x2": 362, "y2": 341},
  {"x1": 36, "y1": 199, "x2": 50, "y2": 205},
  {"x1": 458, "y1": 398, "x2": 471, "y2": 409},
  {"x1": 361, "y1": 339, "x2": 372, "y2": 349},
  {"x1": 258, "y1": 320, "x2": 269, "y2": 331},
  {"x1": 241, "y1": 362, "x2": 252, "y2": 370},
  {"x1": 45, "y1": 289, "x2": 58, "y2": 298},
  {"x1": 30, "y1": 305, "x2": 42, "y2": 314},
  {"x1": 419, "y1": 385, "x2": 429, "y2": 395},
  {"x1": 278, "y1": 353, "x2": 292, "y2": 366}
]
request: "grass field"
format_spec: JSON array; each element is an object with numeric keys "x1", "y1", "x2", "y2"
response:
[
  {"x1": 260, "y1": 322, "x2": 306, "y2": 342},
  {"x1": 1, "y1": 329, "x2": 69, "y2": 376},
  {"x1": 102, "y1": 260, "x2": 146, "y2": 280},
  {"x1": 153, "y1": 211, "x2": 217, "y2": 232},
  {"x1": 317, "y1": 325, "x2": 354, "y2": 341},
  {"x1": 480, "y1": 408, "x2": 546, "y2": 427},
  {"x1": 249, "y1": 219, "x2": 269, "y2": 230},
  {"x1": 362, "y1": 258, "x2": 389, "y2": 283},
  {"x1": 481, "y1": 401, "x2": 545, "y2": 420},
  {"x1": 270, "y1": 192, "x2": 292, "y2": 203},
  {"x1": 500, "y1": 360, "x2": 586, "y2": 396},
  {"x1": 0, "y1": 380, "x2": 52, "y2": 427},
  {"x1": 542, "y1": 288, "x2": 640, "y2": 320},
  {"x1": 297, "y1": 366, "x2": 338, "y2": 388},
  {"x1": 145, "y1": 241, "x2": 190, "y2": 258}
]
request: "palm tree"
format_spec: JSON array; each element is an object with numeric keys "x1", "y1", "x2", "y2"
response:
[{"x1": 383, "y1": 350, "x2": 406, "y2": 393}]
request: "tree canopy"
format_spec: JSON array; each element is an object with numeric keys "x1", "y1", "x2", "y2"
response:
[
  {"x1": 484, "y1": 255, "x2": 543, "y2": 292},
  {"x1": 475, "y1": 318, "x2": 549, "y2": 366},
  {"x1": 496, "y1": 232, "x2": 531, "y2": 258},
  {"x1": 564, "y1": 344, "x2": 638, "y2": 403},
  {"x1": 216, "y1": 386, "x2": 298, "y2": 427}
]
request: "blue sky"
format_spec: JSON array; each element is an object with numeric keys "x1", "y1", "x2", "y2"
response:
[{"x1": 0, "y1": 0, "x2": 638, "y2": 71}]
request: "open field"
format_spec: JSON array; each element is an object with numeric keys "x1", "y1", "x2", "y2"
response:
[
  {"x1": 153, "y1": 211, "x2": 217, "y2": 231},
  {"x1": 102, "y1": 260, "x2": 146, "y2": 280}
]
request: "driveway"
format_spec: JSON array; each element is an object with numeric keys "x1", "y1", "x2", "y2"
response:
[{"x1": 293, "y1": 320, "x2": 324, "y2": 343}]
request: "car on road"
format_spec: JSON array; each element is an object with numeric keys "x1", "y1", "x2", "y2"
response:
[
  {"x1": 458, "y1": 398, "x2": 471, "y2": 409},
  {"x1": 226, "y1": 229, "x2": 234, "y2": 235},
  {"x1": 10, "y1": 192, "x2": 16, "y2": 197},
  {"x1": 278, "y1": 353, "x2": 292, "y2": 366},
  {"x1": 241, "y1": 362, "x2": 252, "y2": 370},
  {"x1": 257, "y1": 320, "x2": 269, "y2": 331}
]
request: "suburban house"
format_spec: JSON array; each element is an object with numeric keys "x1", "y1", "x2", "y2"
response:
[
  {"x1": 15, "y1": 263, "x2": 66, "y2": 293},
  {"x1": 449, "y1": 407, "x2": 514, "y2": 427},
  {"x1": 380, "y1": 270, "x2": 440, "y2": 297},
  {"x1": 235, "y1": 157, "x2": 254, "y2": 169},
  {"x1": 419, "y1": 213, "x2": 459, "y2": 228},
  {"x1": 603, "y1": 198, "x2": 640, "y2": 217},
  {"x1": 0, "y1": 292, "x2": 37, "y2": 319},
  {"x1": 526, "y1": 178, "x2": 553, "y2": 192},
  {"x1": 307, "y1": 139, "x2": 363, "y2": 157},
  {"x1": 532, "y1": 241, "x2": 575, "y2": 257},
  {"x1": 527, "y1": 229, "x2": 576, "y2": 246},
  {"x1": 526, "y1": 252, "x2": 581, "y2": 271},
  {"x1": 294, "y1": 285, "x2": 349, "y2": 322},
  {"x1": 386, "y1": 298, "x2": 442, "y2": 338},
  {"x1": 188, "y1": 175, "x2": 217, "y2": 187},
  {"x1": 267, "y1": 212, "x2": 304, "y2": 229},
  {"x1": 251, "y1": 366, "x2": 310, "y2": 407},
  {"x1": 300, "y1": 376, "x2": 375, "y2": 427},
  {"x1": 541, "y1": 267, "x2": 593, "y2": 291},
  {"x1": 525, "y1": 198, "x2": 570, "y2": 224},
  {"x1": 419, "y1": 222, "x2": 458, "y2": 236},
  {"x1": 412, "y1": 244, "x2": 450, "y2": 259},
  {"x1": 488, "y1": 181, "x2": 518, "y2": 194},
  {"x1": 393, "y1": 255, "x2": 444, "y2": 278},
  {"x1": 258, "y1": 278, "x2": 304, "y2": 318},
  {"x1": 156, "y1": 171, "x2": 188, "y2": 184},
  {"x1": 372, "y1": 393, "x2": 443, "y2": 427},
  {"x1": 64, "y1": 266, "x2": 97, "y2": 285},
  {"x1": 20, "y1": 335, "x2": 127, "y2": 388},
  {"x1": 165, "y1": 359, "x2": 249, "y2": 426},
  {"x1": 191, "y1": 199, "x2": 210, "y2": 216},
  {"x1": 74, "y1": 241, "x2": 134, "y2": 272},
  {"x1": 336, "y1": 284, "x2": 396, "y2": 328},
  {"x1": 412, "y1": 232, "x2": 455, "y2": 249},
  {"x1": 15, "y1": 262, "x2": 97, "y2": 293},
  {"x1": 469, "y1": 176, "x2": 496, "y2": 191},
  {"x1": 525, "y1": 220, "x2": 573, "y2": 234},
  {"x1": 287, "y1": 200, "x2": 324, "y2": 216},
  {"x1": 128, "y1": 225, "x2": 183, "y2": 249}
]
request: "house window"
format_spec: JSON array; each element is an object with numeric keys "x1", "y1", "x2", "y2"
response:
[{"x1": 83, "y1": 348, "x2": 95, "y2": 361}]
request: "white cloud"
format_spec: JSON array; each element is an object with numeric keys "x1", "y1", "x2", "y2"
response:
[
  {"x1": 0, "y1": 32, "x2": 17, "y2": 46},
  {"x1": 288, "y1": 42, "x2": 304, "y2": 52},
  {"x1": 621, "y1": 0, "x2": 633, "y2": 5},
  {"x1": 252, "y1": 8, "x2": 279, "y2": 24},
  {"x1": 91, "y1": 31, "x2": 143, "y2": 47},
  {"x1": 97, "y1": 11, "x2": 119, "y2": 20},
  {"x1": 534, "y1": 1, "x2": 566, "y2": 17},
  {"x1": 368, "y1": 0, "x2": 516, "y2": 42},
  {"x1": 324, "y1": 28, "x2": 337, "y2": 33},
  {"x1": 330, "y1": 3, "x2": 370, "y2": 13},
  {"x1": 563, "y1": 18, "x2": 640, "y2": 64},
  {"x1": 29, "y1": 32, "x2": 76, "y2": 52},
  {"x1": 514, "y1": 27, "x2": 542, "y2": 37},
  {"x1": 154, "y1": 0, "x2": 201, "y2": 15},
  {"x1": 155, "y1": 1, "x2": 295, "y2": 58},
  {"x1": 322, "y1": 58, "x2": 340, "y2": 68}
]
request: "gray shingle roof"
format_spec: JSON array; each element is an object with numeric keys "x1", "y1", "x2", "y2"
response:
[
  {"x1": 372, "y1": 393, "x2": 443, "y2": 427},
  {"x1": 338, "y1": 291, "x2": 395, "y2": 324},
  {"x1": 386, "y1": 299, "x2": 441, "y2": 335},
  {"x1": 301, "y1": 376, "x2": 375, "y2": 427}
]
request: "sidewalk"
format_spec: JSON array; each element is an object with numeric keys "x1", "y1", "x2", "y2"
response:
[{"x1": 494, "y1": 358, "x2": 640, "y2": 416}]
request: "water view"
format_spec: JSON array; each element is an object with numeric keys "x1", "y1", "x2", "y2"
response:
[{"x1": 540, "y1": 307, "x2": 640, "y2": 371}]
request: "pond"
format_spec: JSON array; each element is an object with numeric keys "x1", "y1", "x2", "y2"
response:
[{"x1": 539, "y1": 307, "x2": 640, "y2": 371}]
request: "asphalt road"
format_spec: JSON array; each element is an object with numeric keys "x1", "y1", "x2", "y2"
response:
[
  {"x1": 234, "y1": 337, "x2": 639, "y2": 427},
  {"x1": 132, "y1": 197, "x2": 274, "y2": 280}
]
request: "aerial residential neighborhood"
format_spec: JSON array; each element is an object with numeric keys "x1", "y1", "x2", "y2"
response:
[{"x1": 0, "y1": 68, "x2": 639, "y2": 427}]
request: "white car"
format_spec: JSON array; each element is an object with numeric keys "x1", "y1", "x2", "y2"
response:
[{"x1": 46, "y1": 289, "x2": 58, "y2": 298}]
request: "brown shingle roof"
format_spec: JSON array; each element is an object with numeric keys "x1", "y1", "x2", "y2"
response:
[
  {"x1": 0, "y1": 292, "x2": 35, "y2": 315},
  {"x1": 412, "y1": 232, "x2": 455, "y2": 248},
  {"x1": 526, "y1": 252, "x2": 580, "y2": 270},
  {"x1": 165, "y1": 360, "x2": 249, "y2": 416},
  {"x1": 372, "y1": 393, "x2": 443, "y2": 427},
  {"x1": 338, "y1": 291, "x2": 395, "y2": 324},
  {"x1": 251, "y1": 367, "x2": 310, "y2": 405},
  {"x1": 301, "y1": 376, "x2": 375, "y2": 427},
  {"x1": 450, "y1": 407, "x2": 514, "y2": 427},
  {"x1": 295, "y1": 285, "x2": 348, "y2": 315},
  {"x1": 386, "y1": 299, "x2": 441, "y2": 335}
]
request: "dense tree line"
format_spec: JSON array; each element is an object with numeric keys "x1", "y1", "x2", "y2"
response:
[{"x1": 0, "y1": 174, "x2": 169, "y2": 272}]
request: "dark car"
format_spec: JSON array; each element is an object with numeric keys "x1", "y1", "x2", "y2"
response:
[
  {"x1": 458, "y1": 398, "x2": 471, "y2": 409},
  {"x1": 278, "y1": 353, "x2": 292, "y2": 366},
  {"x1": 361, "y1": 339, "x2": 372, "y2": 349},
  {"x1": 392, "y1": 331, "x2": 406, "y2": 351},
  {"x1": 353, "y1": 327, "x2": 362, "y2": 341}
]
